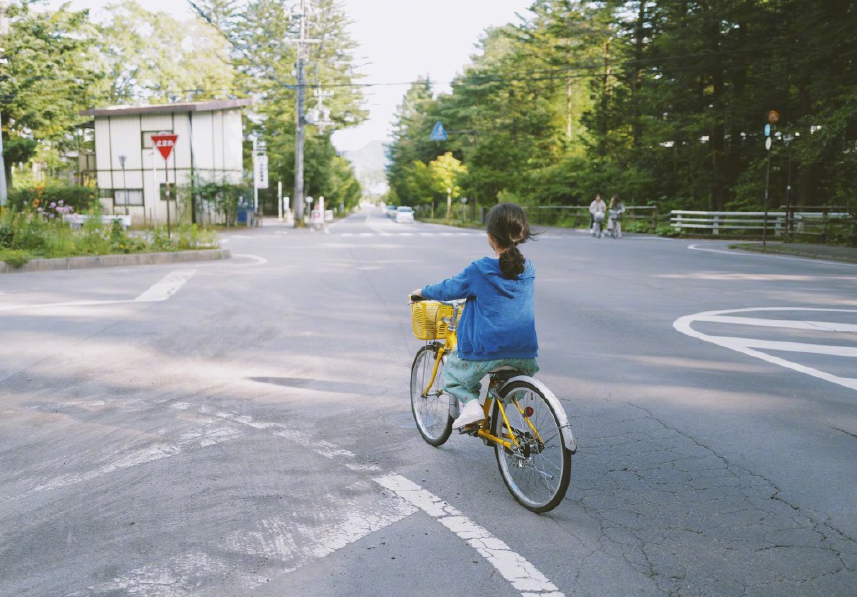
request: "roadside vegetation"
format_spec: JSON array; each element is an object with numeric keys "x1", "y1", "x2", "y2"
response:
[
  {"x1": 385, "y1": 1, "x2": 857, "y2": 247},
  {"x1": 1, "y1": 0, "x2": 365, "y2": 219},
  {"x1": 0, "y1": 201, "x2": 217, "y2": 268}
]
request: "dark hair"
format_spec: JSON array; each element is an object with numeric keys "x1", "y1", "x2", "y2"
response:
[{"x1": 485, "y1": 202, "x2": 536, "y2": 279}]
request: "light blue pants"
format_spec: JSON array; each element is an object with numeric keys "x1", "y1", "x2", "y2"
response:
[{"x1": 443, "y1": 351, "x2": 539, "y2": 404}]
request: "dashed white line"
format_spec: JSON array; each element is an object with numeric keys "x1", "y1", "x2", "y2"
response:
[
  {"x1": 134, "y1": 269, "x2": 197, "y2": 302},
  {"x1": 230, "y1": 253, "x2": 268, "y2": 265},
  {"x1": 185, "y1": 403, "x2": 566, "y2": 597},
  {"x1": 0, "y1": 269, "x2": 197, "y2": 312}
]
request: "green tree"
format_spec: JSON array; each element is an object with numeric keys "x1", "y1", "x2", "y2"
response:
[
  {"x1": 97, "y1": 0, "x2": 235, "y2": 104},
  {"x1": 1, "y1": 1, "x2": 104, "y2": 186},
  {"x1": 429, "y1": 152, "x2": 467, "y2": 218}
]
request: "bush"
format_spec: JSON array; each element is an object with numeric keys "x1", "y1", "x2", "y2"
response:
[
  {"x1": 0, "y1": 249, "x2": 32, "y2": 268},
  {"x1": 8, "y1": 185, "x2": 98, "y2": 214}
]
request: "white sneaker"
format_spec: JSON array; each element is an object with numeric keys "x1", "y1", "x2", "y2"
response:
[{"x1": 453, "y1": 400, "x2": 484, "y2": 429}]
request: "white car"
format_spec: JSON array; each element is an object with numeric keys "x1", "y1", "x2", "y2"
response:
[
  {"x1": 384, "y1": 205, "x2": 398, "y2": 218},
  {"x1": 395, "y1": 206, "x2": 414, "y2": 223}
]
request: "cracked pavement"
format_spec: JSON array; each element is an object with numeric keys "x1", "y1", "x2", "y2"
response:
[{"x1": 2, "y1": 209, "x2": 856, "y2": 596}]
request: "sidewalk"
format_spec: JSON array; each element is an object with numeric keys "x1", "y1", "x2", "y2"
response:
[{"x1": 730, "y1": 242, "x2": 857, "y2": 264}]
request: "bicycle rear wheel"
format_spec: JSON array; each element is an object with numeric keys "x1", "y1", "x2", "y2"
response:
[
  {"x1": 492, "y1": 381, "x2": 571, "y2": 512},
  {"x1": 410, "y1": 345, "x2": 453, "y2": 446}
]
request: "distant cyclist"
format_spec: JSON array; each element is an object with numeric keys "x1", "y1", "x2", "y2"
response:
[
  {"x1": 410, "y1": 203, "x2": 539, "y2": 429},
  {"x1": 607, "y1": 195, "x2": 625, "y2": 237},
  {"x1": 589, "y1": 194, "x2": 606, "y2": 235}
]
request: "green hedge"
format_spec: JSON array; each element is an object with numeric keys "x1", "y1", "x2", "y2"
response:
[{"x1": 7, "y1": 185, "x2": 98, "y2": 214}]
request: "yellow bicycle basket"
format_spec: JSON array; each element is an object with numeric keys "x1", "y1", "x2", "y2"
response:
[{"x1": 411, "y1": 301, "x2": 456, "y2": 340}]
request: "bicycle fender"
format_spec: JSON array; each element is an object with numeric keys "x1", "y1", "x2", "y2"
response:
[{"x1": 501, "y1": 376, "x2": 577, "y2": 454}]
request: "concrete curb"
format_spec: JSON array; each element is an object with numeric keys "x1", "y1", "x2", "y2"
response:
[{"x1": 0, "y1": 248, "x2": 231, "y2": 274}]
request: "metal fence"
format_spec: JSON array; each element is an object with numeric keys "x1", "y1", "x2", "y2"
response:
[
  {"x1": 670, "y1": 207, "x2": 853, "y2": 241},
  {"x1": 526, "y1": 205, "x2": 660, "y2": 230}
]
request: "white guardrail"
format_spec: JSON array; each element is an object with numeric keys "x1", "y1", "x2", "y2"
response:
[{"x1": 670, "y1": 210, "x2": 850, "y2": 235}]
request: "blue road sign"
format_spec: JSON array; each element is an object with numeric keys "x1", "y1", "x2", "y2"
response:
[
  {"x1": 430, "y1": 121, "x2": 448, "y2": 141},
  {"x1": 764, "y1": 124, "x2": 771, "y2": 137}
]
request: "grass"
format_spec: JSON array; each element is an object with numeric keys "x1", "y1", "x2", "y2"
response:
[{"x1": 0, "y1": 207, "x2": 219, "y2": 269}]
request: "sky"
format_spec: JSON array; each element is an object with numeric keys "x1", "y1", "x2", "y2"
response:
[{"x1": 47, "y1": 0, "x2": 534, "y2": 152}]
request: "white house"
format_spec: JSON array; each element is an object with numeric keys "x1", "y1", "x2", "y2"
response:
[{"x1": 80, "y1": 99, "x2": 253, "y2": 225}]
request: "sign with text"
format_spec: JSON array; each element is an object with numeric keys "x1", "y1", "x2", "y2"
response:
[
  {"x1": 151, "y1": 134, "x2": 178, "y2": 161},
  {"x1": 254, "y1": 153, "x2": 269, "y2": 189}
]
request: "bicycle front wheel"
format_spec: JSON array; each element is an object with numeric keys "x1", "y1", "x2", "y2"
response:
[
  {"x1": 492, "y1": 381, "x2": 571, "y2": 512},
  {"x1": 410, "y1": 345, "x2": 453, "y2": 446}
]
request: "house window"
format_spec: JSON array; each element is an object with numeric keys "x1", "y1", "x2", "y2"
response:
[{"x1": 115, "y1": 189, "x2": 144, "y2": 206}]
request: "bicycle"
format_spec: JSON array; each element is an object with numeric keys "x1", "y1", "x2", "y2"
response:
[
  {"x1": 591, "y1": 211, "x2": 604, "y2": 238},
  {"x1": 608, "y1": 208, "x2": 622, "y2": 239},
  {"x1": 408, "y1": 296, "x2": 577, "y2": 513}
]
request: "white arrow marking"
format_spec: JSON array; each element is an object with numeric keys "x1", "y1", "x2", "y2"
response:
[{"x1": 674, "y1": 307, "x2": 857, "y2": 392}]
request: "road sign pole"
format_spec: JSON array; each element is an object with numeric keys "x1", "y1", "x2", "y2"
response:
[
  {"x1": 763, "y1": 133, "x2": 773, "y2": 251},
  {"x1": 165, "y1": 159, "x2": 171, "y2": 239},
  {"x1": 0, "y1": 107, "x2": 7, "y2": 208},
  {"x1": 151, "y1": 134, "x2": 178, "y2": 239}
]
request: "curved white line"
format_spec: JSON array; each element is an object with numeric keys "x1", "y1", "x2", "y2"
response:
[
  {"x1": 674, "y1": 307, "x2": 857, "y2": 392},
  {"x1": 688, "y1": 244, "x2": 857, "y2": 268}
]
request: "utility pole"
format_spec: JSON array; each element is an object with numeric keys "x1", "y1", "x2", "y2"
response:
[
  {"x1": 0, "y1": 1, "x2": 9, "y2": 208},
  {"x1": 293, "y1": 0, "x2": 307, "y2": 227}
]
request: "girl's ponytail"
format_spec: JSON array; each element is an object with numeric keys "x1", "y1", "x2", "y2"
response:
[{"x1": 485, "y1": 203, "x2": 536, "y2": 279}]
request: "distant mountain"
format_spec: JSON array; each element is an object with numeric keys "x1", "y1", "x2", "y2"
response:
[{"x1": 342, "y1": 140, "x2": 388, "y2": 196}]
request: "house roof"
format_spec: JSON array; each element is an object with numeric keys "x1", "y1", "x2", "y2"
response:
[{"x1": 80, "y1": 99, "x2": 254, "y2": 117}]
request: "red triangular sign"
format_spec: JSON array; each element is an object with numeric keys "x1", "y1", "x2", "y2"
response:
[{"x1": 151, "y1": 134, "x2": 178, "y2": 161}]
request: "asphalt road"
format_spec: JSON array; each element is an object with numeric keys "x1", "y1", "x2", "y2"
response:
[{"x1": 1, "y1": 206, "x2": 855, "y2": 597}]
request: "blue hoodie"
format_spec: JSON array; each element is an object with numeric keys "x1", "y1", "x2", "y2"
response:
[{"x1": 421, "y1": 257, "x2": 538, "y2": 361}]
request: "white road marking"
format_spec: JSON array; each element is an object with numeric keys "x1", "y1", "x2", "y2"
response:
[
  {"x1": 0, "y1": 269, "x2": 197, "y2": 313},
  {"x1": 674, "y1": 307, "x2": 857, "y2": 392},
  {"x1": 134, "y1": 269, "x2": 197, "y2": 302},
  {"x1": 184, "y1": 403, "x2": 565, "y2": 597},
  {"x1": 375, "y1": 473, "x2": 565, "y2": 597},
  {"x1": 688, "y1": 244, "x2": 857, "y2": 268},
  {"x1": 697, "y1": 315, "x2": 857, "y2": 333},
  {"x1": 2, "y1": 421, "x2": 241, "y2": 504},
  {"x1": 230, "y1": 253, "x2": 268, "y2": 265},
  {"x1": 74, "y1": 484, "x2": 417, "y2": 596}
]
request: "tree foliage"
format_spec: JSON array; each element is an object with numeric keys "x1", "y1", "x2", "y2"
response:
[{"x1": 385, "y1": 0, "x2": 857, "y2": 219}]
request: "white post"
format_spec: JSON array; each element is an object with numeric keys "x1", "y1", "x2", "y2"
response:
[
  {"x1": 151, "y1": 149, "x2": 157, "y2": 226},
  {"x1": 676, "y1": 213, "x2": 682, "y2": 232},
  {"x1": 713, "y1": 214, "x2": 719, "y2": 236},
  {"x1": 278, "y1": 180, "x2": 283, "y2": 221},
  {"x1": 252, "y1": 137, "x2": 259, "y2": 215}
]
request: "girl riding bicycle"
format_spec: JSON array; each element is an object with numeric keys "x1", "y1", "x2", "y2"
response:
[{"x1": 410, "y1": 203, "x2": 539, "y2": 430}]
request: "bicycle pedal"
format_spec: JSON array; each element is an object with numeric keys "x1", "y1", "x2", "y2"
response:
[{"x1": 458, "y1": 424, "x2": 480, "y2": 436}]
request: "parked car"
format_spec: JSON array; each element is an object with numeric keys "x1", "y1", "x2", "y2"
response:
[
  {"x1": 395, "y1": 206, "x2": 415, "y2": 223},
  {"x1": 384, "y1": 205, "x2": 398, "y2": 218}
]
